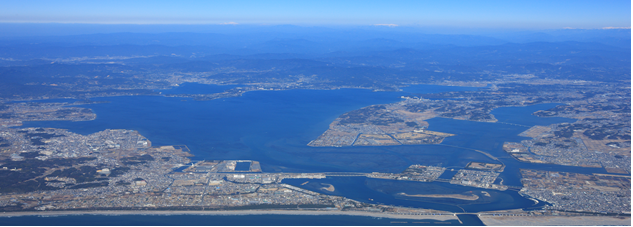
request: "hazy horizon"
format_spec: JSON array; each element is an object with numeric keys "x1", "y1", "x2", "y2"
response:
[{"x1": 1, "y1": 0, "x2": 630, "y2": 28}]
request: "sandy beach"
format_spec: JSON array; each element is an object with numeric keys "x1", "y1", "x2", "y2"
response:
[
  {"x1": 0, "y1": 209, "x2": 461, "y2": 221},
  {"x1": 480, "y1": 215, "x2": 631, "y2": 226}
]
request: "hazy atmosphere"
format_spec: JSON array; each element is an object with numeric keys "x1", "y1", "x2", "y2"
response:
[{"x1": 0, "y1": 0, "x2": 630, "y2": 226}]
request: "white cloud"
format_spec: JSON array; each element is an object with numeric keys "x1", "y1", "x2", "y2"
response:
[{"x1": 602, "y1": 27, "x2": 630, "y2": 29}]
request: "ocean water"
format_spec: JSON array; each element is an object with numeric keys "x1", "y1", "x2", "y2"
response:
[
  {"x1": 0, "y1": 214, "x2": 471, "y2": 226},
  {"x1": 15, "y1": 84, "x2": 615, "y2": 223}
]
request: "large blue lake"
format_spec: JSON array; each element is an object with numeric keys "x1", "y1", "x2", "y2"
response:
[{"x1": 14, "y1": 83, "x2": 615, "y2": 224}]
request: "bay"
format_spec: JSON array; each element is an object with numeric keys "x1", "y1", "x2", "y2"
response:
[{"x1": 17, "y1": 84, "x2": 611, "y2": 216}]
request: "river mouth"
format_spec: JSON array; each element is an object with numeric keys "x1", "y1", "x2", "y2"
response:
[{"x1": 283, "y1": 177, "x2": 542, "y2": 213}]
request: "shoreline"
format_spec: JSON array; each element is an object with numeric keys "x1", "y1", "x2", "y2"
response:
[
  {"x1": 0, "y1": 209, "x2": 460, "y2": 221},
  {"x1": 480, "y1": 215, "x2": 631, "y2": 226}
]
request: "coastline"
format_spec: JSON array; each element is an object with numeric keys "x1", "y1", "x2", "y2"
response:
[
  {"x1": 0, "y1": 209, "x2": 460, "y2": 221},
  {"x1": 480, "y1": 215, "x2": 631, "y2": 226}
]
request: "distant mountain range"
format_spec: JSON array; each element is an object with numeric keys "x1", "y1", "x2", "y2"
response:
[{"x1": 0, "y1": 25, "x2": 629, "y2": 100}]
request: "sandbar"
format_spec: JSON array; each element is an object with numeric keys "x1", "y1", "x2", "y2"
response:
[{"x1": 398, "y1": 192, "x2": 479, "y2": 201}]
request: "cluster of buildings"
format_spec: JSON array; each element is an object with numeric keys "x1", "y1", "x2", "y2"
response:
[
  {"x1": 0, "y1": 127, "x2": 150, "y2": 162},
  {"x1": 511, "y1": 121, "x2": 630, "y2": 174},
  {"x1": 449, "y1": 169, "x2": 507, "y2": 190},
  {"x1": 368, "y1": 165, "x2": 445, "y2": 182},
  {"x1": 520, "y1": 170, "x2": 630, "y2": 214},
  {"x1": 0, "y1": 102, "x2": 95, "y2": 128}
]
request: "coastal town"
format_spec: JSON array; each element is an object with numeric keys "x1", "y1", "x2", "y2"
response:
[
  {"x1": 0, "y1": 102, "x2": 96, "y2": 128},
  {"x1": 0, "y1": 122, "x2": 627, "y2": 216},
  {"x1": 0, "y1": 125, "x2": 369, "y2": 211},
  {"x1": 520, "y1": 169, "x2": 630, "y2": 214}
]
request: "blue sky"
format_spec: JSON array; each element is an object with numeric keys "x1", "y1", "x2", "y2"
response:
[{"x1": 0, "y1": 0, "x2": 630, "y2": 29}]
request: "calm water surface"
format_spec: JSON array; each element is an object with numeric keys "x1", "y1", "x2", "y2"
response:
[
  {"x1": 0, "y1": 214, "x2": 472, "y2": 226},
  {"x1": 16, "y1": 84, "x2": 613, "y2": 223}
]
